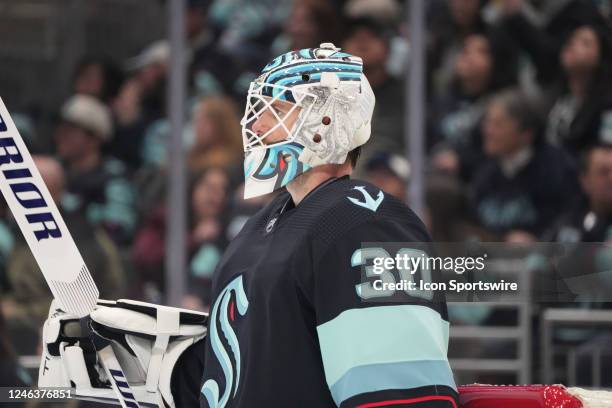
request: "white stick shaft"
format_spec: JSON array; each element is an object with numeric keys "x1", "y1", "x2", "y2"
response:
[
  {"x1": 0, "y1": 98, "x2": 98, "y2": 317},
  {"x1": 0, "y1": 99, "x2": 145, "y2": 406}
]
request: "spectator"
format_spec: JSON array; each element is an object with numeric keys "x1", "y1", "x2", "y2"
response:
[
  {"x1": 428, "y1": 0, "x2": 488, "y2": 98},
  {"x1": 272, "y1": 0, "x2": 341, "y2": 54},
  {"x1": 72, "y1": 55, "x2": 124, "y2": 104},
  {"x1": 184, "y1": 167, "x2": 231, "y2": 310},
  {"x1": 499, "y1": 0, "x2": 602, "y2": 85},
  {"x1": 429, "y1": 27, "x2": 520, "y2": 181},
  {"x1": 56, "y1": 95, "x2": 136, "y2": 244},
  {"x1": 426, "y1": 172, "x2": 491, "y2": 242},
  {"x1": 0, "y1": 308, "x2": 30, "y2": 391},
  {"x1": 119, "y1": 40, "x2": 169, "y2": 125},
  {"x1": 548, "y1": 144, "x2": 612, "y2": 242},
  {"x1": 187, "y1": 0, "x2": 245, "y2": 98},
  {"x1": 543, "y1": 144, "x2": 612, "y2": 386},
  {"x1": 132, "y1": 167, "x2": 230, "y2": 305},
  {"x1": 1, "y1": 156, "x2": 125, "y2": 346},
  {"x1": 187, "y1": 95, "x2": 243, "y2": 174},
  {"x1": 544, "y1": 22, "x2": 612, "y2": 153},
  {"x1": 471, "y1": 89, "x2": 579, "y2": 240},
  {"x1": 344, "y1": 0, "x2": 401, "y2": 26},
  {"x1": 136, "y1": 94, "x2": 242, "y2": 219},
  {"x1": 364, "y1": 153, "x2": 410, "y2": 202},
  {"x1": 210, "y1": 0, "x2": 292, "y2": 65},
  {"x1": 344, "y1": 0, "x2": 407, "y2": 79},
  {"x1": 342, "y1": 17, "x2": 404, "y2": 174}
]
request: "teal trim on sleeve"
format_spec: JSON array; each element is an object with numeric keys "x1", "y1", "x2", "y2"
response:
[
  {"x1": 330, "y1": 359, "x2": 457, "y2": 406},
  {"x1": 316, "y1": 305, "x2": 450, "y2": 387}
]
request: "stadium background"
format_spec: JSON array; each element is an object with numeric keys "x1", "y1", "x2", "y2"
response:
[{"x1": 1, "y1": 0, "x2": 612, "y2": 402}]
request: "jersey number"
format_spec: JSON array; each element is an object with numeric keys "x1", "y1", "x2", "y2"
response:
[{"x1": 351, "y1": 247, "x2": 433, "y2": 301}]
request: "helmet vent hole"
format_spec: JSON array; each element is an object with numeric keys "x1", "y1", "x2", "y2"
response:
[{"x1": 301, "y1": 74, "x2": 310, "y2": 82}]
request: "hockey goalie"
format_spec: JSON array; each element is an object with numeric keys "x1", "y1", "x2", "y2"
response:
[{"x1": 1, "y1": 43, "x2": 612, "y2": 407}]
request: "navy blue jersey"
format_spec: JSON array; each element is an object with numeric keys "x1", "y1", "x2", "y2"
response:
[{"x1": 173, "y1": 177, "x2": 457, "y2": 407}]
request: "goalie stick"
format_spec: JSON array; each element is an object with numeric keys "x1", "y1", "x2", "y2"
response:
[{"x1": 0, "y1": 98, "x2": 150, "y2": 408}]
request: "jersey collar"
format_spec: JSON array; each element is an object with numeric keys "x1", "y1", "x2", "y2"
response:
[{"x1": 279, "y1": 175, "x2": 350, "y2": 215}]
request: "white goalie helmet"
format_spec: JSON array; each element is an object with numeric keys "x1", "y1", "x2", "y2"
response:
[{"x1": 241, "y1": 42, "x2": 376, "y2": 199}]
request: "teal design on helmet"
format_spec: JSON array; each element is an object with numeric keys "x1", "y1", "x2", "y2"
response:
[{"x1": 240, "y1": 43, "x2": 376, "y2": 199}]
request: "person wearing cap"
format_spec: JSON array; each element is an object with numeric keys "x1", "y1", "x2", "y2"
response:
[
  {"x1": 110, "y1": 40, "x2": 170, "y2": 169},
  {"x1": 55, "y1": 94, "x2": 136, "y2": 244},
  {"x1": 2, "y1": 155, "x2": 126, "y2": 354}
]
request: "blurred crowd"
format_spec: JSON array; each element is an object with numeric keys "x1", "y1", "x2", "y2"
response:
[{"x1": 1, "y1": 0, "x2": 612, "y2": 387}]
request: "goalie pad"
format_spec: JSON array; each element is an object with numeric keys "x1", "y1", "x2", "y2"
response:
[{"x1": 39, "y1": 299, "x2": 208, "y2": 407}]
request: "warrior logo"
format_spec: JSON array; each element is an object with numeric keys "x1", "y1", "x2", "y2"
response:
[{"x1": 201, "y1": 275, "x2": 249, "y2": 408}]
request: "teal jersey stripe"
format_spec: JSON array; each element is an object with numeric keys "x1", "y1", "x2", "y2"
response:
[
  {"x1": 330, "y1": 360, "x2": 457, "y2": 406},
  {"x1": 316, "y1": 305, "x2": 450, "y2": 387}
]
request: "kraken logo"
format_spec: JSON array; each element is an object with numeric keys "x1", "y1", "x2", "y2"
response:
[
  {"x1": 201, "y1": 275, "x2": 249, "y2": 408},
  {"x1": 249, "y1": 142, "x2": 310, "y2": 190}
]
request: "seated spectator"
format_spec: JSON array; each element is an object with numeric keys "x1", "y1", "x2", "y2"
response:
[
  {"x1": 542, "y1": 143, "x2": 612, "y2": 386},
  {"x1": 136, "y1": 94, "x2": 242, "y2": 218},
  {"x1": 1, "y1": 156, "x2": 125, "y2": 348},
  {"x1": 72, "y1": 55, "x2": 124, "y2": 104},
  {"x1": 188, "y1": 95, "x2": 243, "y2": 174},
  {"x1": 498, "y1": 0, "x2": 602, "y2": 85},
  {"x1": 56, "y1": 95, "x2": 136, "y2": 244},
  {"x1": 429, "y1": 27, "x2": 519, "y2": 182},
  {"x1": 343, "y1": 0, "x2": 407, "y2": 79},
  {"x1": 428, "y1": 0, "x2": 488, "y2": 98},
  {"x1": 547, "y1": 144, "x2": 612, "y2": 242},
  {"x1": 364, "y1": 153, "x2": 410, "y2": 202},
  {"x1": 210, "y1": 0, "x2": 292, "y2": 66},
  {"x1": 543, "y1": 22, "x2": 612, "y2": 153},
  {"x1": 187, "y1": 0, "x2": 245, "y2": 98},
  {"x1": 342, "y1": 17, "x2": 405, "y2": 174},
  {"x1": 426, "y1": 172, "x2": 493, "y2": 242},
  {"x1": 123, "y1": 40, "x2": 169, "y2": 122},
  {"x1": 271, "y1": 0, "x2": 340, "y2": 54},
  {"x1": 471, "y1": 89, "x2": 579, "y2": 240},
  {"x1": 0, "y1": 308, "x2": 30, "y2": 389},
  {"x1": 185, "y1": 167, "x2": 231, "y2": 310},
  {"x1": 111, "y1": 41, "x2": 169, "y2": 170},
  {"x1": 132, "y1": 167, "x2": 230, "y2": 306}
]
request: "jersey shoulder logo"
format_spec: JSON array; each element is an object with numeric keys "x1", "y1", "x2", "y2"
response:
[
  {"x1": 201, "y1": 275, "x2": 250, "y2": 408},
  {"x1": 347, "y1": 186, "x2": 384, "y2": 212}
]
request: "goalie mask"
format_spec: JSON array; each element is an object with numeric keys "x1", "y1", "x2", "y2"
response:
[{"x1": 241, "y1": 43, "x2": 376, "y2": 199}]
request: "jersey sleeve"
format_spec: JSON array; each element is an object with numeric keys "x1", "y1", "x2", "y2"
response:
[{"x1": 309, "y1": 218, "x2": 458, "y2": 407}]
